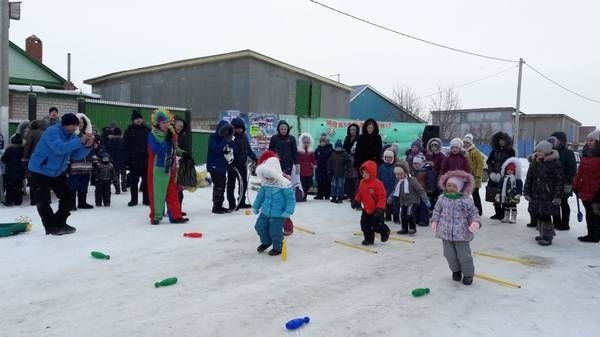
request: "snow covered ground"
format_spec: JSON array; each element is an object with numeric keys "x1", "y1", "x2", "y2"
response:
[{"x1": 1, "y1": 184, "x2": 599, "y2": 337}]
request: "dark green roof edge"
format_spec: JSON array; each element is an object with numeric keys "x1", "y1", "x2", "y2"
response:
[
  {"x1": 9, "y1": 76, "x2": 64, "y2": 89},
  {"x1": 9, "y1": 41, "x2": 67, "y2": 86}
]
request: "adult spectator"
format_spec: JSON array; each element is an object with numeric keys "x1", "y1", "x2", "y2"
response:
[
  {"x1": 28, "y1": 113, "x2": 93, "y2": 235},
  {"x1": 486, "y1": 132, "x2": 515, "y2": 220},
  {"x1": 268, "y1": 120, "x2": 298, "y2": 175},
  {"x1": 44, "y1": 107, "x2": 60, "y2": 126},
  {"x1": 463, "y1": 134, "x2": 484, "y2": 215},
  {"x1": 572, "y1": 130, "x2": 600, "y2": 242},
  {"x1": 123, "y1": 110, "x2": 151, "y2": 206},
  {"x1": 354, "y1": 119, "x2": 383, "y2": 169},
  {"x1": 548, "y1": 132, "x2": 577, "y2": 231}
]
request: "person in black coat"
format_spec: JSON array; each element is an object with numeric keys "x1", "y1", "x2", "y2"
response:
[
  {"x1": 486, "y1": 132, "x2": 516, "y2": 220},
  {"x1": 354, "y1": 119, "x2": 383, "y2": 169},
  {"x1": 548, "y1": 131, "x2": 577, "y2": 230},
  {"x1": 227, "y1": 118, "x2": 257, "y2": 210},
  {"x1": 268, "y1": 120, "x2": 298, "y2": 175},
  {"x1": 343, "y1": 123, "x2": 360, "y2": 200},
  {"x1": 123, "y1": 110, "x2": 151, "y2": 206},
  {"x1": 1, "y1": 134, "x2": 25, "y2": 206},
  {"x1": 105, "y1": 127, "x2": 128, "y2": 194},
  {"x1": 314, "y1": 133, "x2": 334, "y2": 200}
]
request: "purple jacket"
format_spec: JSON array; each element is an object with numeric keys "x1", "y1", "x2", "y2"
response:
[
  {"x1": 432, "y1": 170, "x2": 480, "y2": 241},
  {"x1": 439, "y1": 152, "x2": 471, "y2": 176}
]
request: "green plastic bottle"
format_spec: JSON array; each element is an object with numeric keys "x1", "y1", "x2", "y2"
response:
[
  {"x1": 91, "y1": 251, "x2": 110, "y2": 260},
  {"x1": 411, "y1": 288, "x2": 430, "y2": 297},
  {"x1": 155, "y1": 277, "x2": 178, "y2": 288}
]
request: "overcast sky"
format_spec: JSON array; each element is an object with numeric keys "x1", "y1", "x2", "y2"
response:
[{"x1": 9, "y1": 0, "x2": 599, "y2": 126}]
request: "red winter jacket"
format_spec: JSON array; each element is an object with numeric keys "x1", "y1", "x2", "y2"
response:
[
  {"x1": 573, "y1": 156, "x2": 600, "y2": 201},
  {"x1": 439, "y1": 152, "x2": 472, "y2": 176},
  {"x1": 298, "y1": 149, "x2": 316, "y2": 177},
  {"x1": 354, "y1": 160, "x2": 387, "y2": 215}
]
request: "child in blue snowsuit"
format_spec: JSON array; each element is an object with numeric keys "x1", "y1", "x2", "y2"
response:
[
  {"x1": 378, "y1": 149, "x2": 397, "y2": 222},
  {"x1": 252, "y1": 151, "x2": 296, "y2": 256}
]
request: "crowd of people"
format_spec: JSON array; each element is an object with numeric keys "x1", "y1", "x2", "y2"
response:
[{"x1": 1, "y1": 111, "x2": 599, "y2": 278}]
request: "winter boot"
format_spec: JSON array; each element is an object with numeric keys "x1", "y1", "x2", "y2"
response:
[
  {"x1": 78, "y1": 193, "x2": 94, "y2": 209},
  {"x1": 452, "y1": 271, "x2": 462, "y2": 282},
  {"x1": 462, "y1": 276, "x2": 474, "y2": 285},
  {"x1": 334, "y1": 197, "x2": 343, "y2": 204},
  {"x1": 212, "y1": 206, "x2": 231, "y2": 214},
  {"x1": 408, "y1": 220, "x2": 417, "y2": 235},
  {"x1": 578, "y1": 225, "x2": 600, "y2": 242},
  {"x1": 361, "y1": 239, "x2": 374, "y2": 246},
  {"x1": 537, "y1": 221, "x2": 554, "y2": 246},
  {"x1": 330, "y1": 197, "x2": 337, "y2": 203},
  {"x1": 257, "y1": 244, "x2": 270, "y2": 253},
  {"x1": 170, "y1": 217, "x2": 189, "y2": 224},
  {"x1": 268, "y1": 249, "x2": 281, "y2": 256},
  {"x1": 509, "y1": 209, "x2": 517, "y2": 224},
  {"x1": 397, "y1": 221, "x2": 409, "y2": 235},
  {"x1": 150, "y1": 219, "x2": 160, "y2": 225},
  {"x1": 501, "y1": 210, "x2": 510, "y2": 223}
]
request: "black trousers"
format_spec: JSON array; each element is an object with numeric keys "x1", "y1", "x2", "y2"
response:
[
  {"x1": 95, "y1": 181, "x2": 112, "y2": 206},
  {"x1": 128, "y1": 168, "x2": 149, "y2": 204},
  {"x1": 360, "y1": 211, "x2": 389, "y2": 243},
  {"x1": 227, "y1": 165, "x2": 248, "y2": 208},
  {"x1": 583, "y1": 201, "x2": 600, "y2": 239},
  {"x1": 3, "y1": 178, "x2": 23, "y2": 206},
  {"x1": 552, "y1": 196, "x2": 571, "y2": 229},
  {"x1": 316, "y1": 177, "x2": 331, "y2": 198},
  {"x1": 401, "y1": 205, "x2": 417, "y2": 231},
  {"x1": 493, "y1": 202, "x2": 505, "y2": 218},
  {"x1": 344, "y1": 177, "x2": 358, "y2": 200},
  {"x1": 31, "y1": 172, "x2": 72, "y2": 232},
  {"x1": 385, "y1": 202, "x2": 400, "y2": 222},
  {"x1": 210, "y1": 171, "x2": 226, "y2": 209},
  {"x1": 472, "y1": 188, "x2": 482, "y2": 216},
  {"x1": 300, "y1": 176, "x2": 313, "y2": 199}
]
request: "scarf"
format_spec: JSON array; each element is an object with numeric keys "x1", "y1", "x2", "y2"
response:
[
  {"x1": 443, "y1": 192, "x2": 463, "y2": 200},
  {"x1": 393, "y1": 178, "x2": 410, "y2": 196}
]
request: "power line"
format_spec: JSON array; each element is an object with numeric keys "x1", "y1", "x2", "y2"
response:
[
  {"x1": 417, "y1": 65, "x2": 518, "y2": 100},
  {"x1": 525, "y1": 63, "x2": 600, "y2": 104},
  {"x1": 308, "y1": 0, "x2": 518, "y2": 64}
]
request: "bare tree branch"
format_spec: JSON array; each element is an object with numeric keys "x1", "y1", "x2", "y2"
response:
[
  {"x1": 429, "y1": 86, "x2": 462, "y2": 141},
  {"x1": 392, "y1": 85, "x2": 431, "y2": 122}
]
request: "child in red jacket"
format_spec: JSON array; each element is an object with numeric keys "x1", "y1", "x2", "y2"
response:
[{"x1": 352, "y1": 160, "x2": 390, "y2": 245}]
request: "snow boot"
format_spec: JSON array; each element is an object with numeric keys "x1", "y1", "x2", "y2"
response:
[
  {"x1": 501, "y1": 211, "x2": 510, "y2": 223},
  {"x1": 452, "y1": 271, "x2": 462, "y2": 282},
  {"x1": 509, "y1": 209, "x2": 517, "y2": 224},
  {"x1": 238, "y1": 202, "x2": 252, "y2": 209},
  {"x1": 314, "y1": 194, "x2": 323, "y2": 200},
  {"x1": 462, "y1": 276, "x2": 474, "y2": 285},
  {"x1": 408, "y1": 221, "x2": 417, "y2": 235},
  {"x1": 150, "y1": 219, "x2": 160, "y2": 225},
  {"x1": 257, "y1": 244, "x2": 270, "y2": 253},
  {"x1": 537, "y1": 221, "x2": 554, "y2": 246},
  {"x1": 361, "y1": 240, "x2": 374, "y2": 246},
  {"x1": 334, "y1": 198, "x2": 343, "y2": 204},
  {"x1": 268, "y1": 249, "x2": 281, "y2": 256},
  {"x1": 397, "y1": 229, "x2": 409, "y2": 235},
  {"x1": 61, "y1": 224, "x2": 76, "y2": 234},
  {"x1": 212, "y1": 206, "x2": 231, "y2": 214},
  {"x1": 78, "y1": 193, "x2": 94, "y2": 209},
  {"x1": 170, "y1": 218, "x2": 189, "y2": 224}
]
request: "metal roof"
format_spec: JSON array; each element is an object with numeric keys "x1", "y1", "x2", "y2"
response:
[
  {"x1": 84, "y1": 49, "x2": 353, "y2": 92},
  {"x1": 8, "y1": 41, "x2": 66, "y2": 89},
  {"x1": 350, "y1": 84, "x2": 427, "y2": 123}
]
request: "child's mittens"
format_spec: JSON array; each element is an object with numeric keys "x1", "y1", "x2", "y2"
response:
[
  {"x1": 468, "y1": 222, "x2": 480, "y2": 233},
  {"x1": 431, "y1": 221, "x2": 438, "y2": 233}
]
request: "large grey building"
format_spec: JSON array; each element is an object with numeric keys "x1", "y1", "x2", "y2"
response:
[
  {"x1": 431, "y1": 107, "x2": 582, "y2": 156},
  {"x1": 84, "y1": 50, "x2": 352, "y2": 128}
]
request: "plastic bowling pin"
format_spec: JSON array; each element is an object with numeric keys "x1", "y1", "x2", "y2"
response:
[
  {"x1": 183, "y1": 232, "x2": 203, "y2": 238},
  {"x1": 281, "y1": 239, "x2": 288, "y2": 262},
  {"x1": 411, "y1": 288, "x2": 430, "y2": 297},
  {"x1": 91, "y1": 251, "x2": 110, "y2": 260},
  {"x1": 155, "y1": 277, "x2": 178, "y2": 288},
  {"x1": 285, "y1": 316, "x2": 310, "y2": 330}
]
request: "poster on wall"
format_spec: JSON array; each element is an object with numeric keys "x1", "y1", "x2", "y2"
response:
[
  {"x1": 300, "y1": 118, "x2": 426, "y2": 155},
  {"x1": 219, "y1": 111, "x2": 280, "y2": 156}
]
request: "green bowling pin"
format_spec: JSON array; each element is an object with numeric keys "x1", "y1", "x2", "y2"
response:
[
  {"x1": 411, "y1": 288, "x2": 430, "y2": 297},
  {"x1": 155, "y1": 277, "x2": 178, "y2": 288}
]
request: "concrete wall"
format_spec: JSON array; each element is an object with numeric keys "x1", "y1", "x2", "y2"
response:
[
  {"x1": 9, "y1": 92, "x2": 78, "y2": 120},
  {"x1": 518, "y1": 116, "x2": 580, "y2": 144},
  {"x1": 91, "y1": 57, "x2": 350, "y2": 122}
]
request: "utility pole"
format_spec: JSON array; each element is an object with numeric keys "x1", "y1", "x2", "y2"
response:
[
  {"x1": 514, "y1": 58, "x2": 524, "y2": 157},
  {"x1": 0, "y1": 0, "x2": 20, "y2": 149},
  {"x1": 0, "y1": 0, "x2": 10, "y2": 148}
]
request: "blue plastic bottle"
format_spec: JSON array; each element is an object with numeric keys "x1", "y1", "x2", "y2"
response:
[{"x1": 285, "y1": 317, "x2": 310, "y2": 330}]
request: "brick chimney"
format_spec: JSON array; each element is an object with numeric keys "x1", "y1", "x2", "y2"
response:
[{"x1": 25, "y1": 35, "x2": 43, "y2": 63}]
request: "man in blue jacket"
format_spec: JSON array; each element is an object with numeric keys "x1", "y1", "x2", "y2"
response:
[
  {"x1": 28, "y1": 113, "x2": 94, "y2": 235},
  {"x1": 207, "y1": 120, "x2": 234, "y2": 214}
]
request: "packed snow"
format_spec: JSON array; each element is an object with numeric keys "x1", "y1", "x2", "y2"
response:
[{"x1": 1, "y1": 182, "x2": 599, "y2": 337}]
